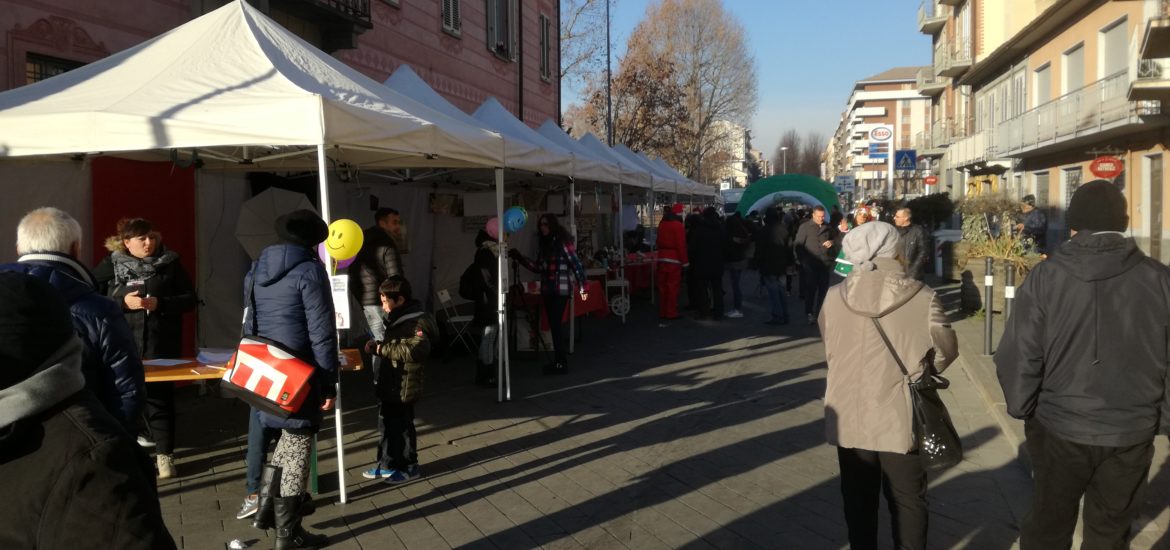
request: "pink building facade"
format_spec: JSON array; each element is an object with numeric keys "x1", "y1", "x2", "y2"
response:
[{"x1": 0, "y1": 0, "x2": 561, "y2": 125}]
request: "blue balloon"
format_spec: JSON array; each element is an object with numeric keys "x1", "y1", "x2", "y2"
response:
[{"x1": 503, "y1": 206, "x2": 528, "y2": 233}]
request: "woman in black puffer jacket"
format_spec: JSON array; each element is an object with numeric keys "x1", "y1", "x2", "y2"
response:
[{"x1": 94, "y1": 218, "x2": 197, "y2": 480}]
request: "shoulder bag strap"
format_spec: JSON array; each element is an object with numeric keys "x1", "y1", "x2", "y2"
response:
[{"x1": 871, "y1": 317, "x2": 909, "y2": 377}]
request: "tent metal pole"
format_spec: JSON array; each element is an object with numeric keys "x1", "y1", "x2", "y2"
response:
[
  {"x1": 317, "y1": 143, "x2": 347, "y2": 505},
  {"x1": 649, "y1": 180, "x2": 656, "y2": 306},
  {"x1": 495, "y1": 168, "x2": 510, "y2": 402},
  {"x1": 617, "y1": 182, "x2": 625, "y2": 323},
  {"x1": 569, "y1": 178, "x2": 577, "y2": 354}
]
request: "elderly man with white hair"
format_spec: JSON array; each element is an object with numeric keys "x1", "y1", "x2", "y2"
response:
[{"x1": 0, "y1": 207, "x2": 145, "y2": 432}]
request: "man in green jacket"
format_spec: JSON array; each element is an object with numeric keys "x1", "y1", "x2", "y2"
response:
[{"x1": 362, "y1": 276, "x2": 437, "y2": 483}]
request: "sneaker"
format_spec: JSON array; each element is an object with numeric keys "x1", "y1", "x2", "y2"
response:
[
  {"x1": 362, "y1": 466, "x2": 395, "y2": 480},
  {"x1": 385, "y1": 465, "x2": 420, "y2": 484},
  {"x1": 726, "y1": 310, "x2": 744, "y2": 319},
  {"x1": 156, "y1": 453, "x2": 176, "y2": 479},
  {"x1": 137, "y1": 435, "x2": 156, "y2": 449},
  {"x1": 236, "y1": 494, "x2": 259, "y2": 520}
]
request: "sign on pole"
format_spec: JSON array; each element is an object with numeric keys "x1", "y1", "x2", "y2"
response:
[
  {"x1": 1090, "y1": 156, "x2": 1124, "y2": 179},
  {"x1": 869, "y1": 125, "x2": 895, "y2": 198},
  {"x1": 924, "y1": 175, "x2": 939, "y2": 186},
  {"x1": 330, "y1": 276, "x2": 350, "y2": 329},
  {"x1": 895, "y1": 150, "x2": 917, "y2": 171}
]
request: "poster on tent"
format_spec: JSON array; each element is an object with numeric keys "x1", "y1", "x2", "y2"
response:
[{"x1": 330, "y1": 276, "x2": 351, "y2": 329}]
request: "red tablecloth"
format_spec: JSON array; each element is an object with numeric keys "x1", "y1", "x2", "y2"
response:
[
  {"x1": 608, "y1": 252, "x2": 655, "y2": 291},
  {"x1": 520, "y1": 280, "x2": 607, "y2": 329}
]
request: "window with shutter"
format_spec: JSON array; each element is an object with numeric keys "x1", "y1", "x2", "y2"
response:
[
  {"x1": 443, "y1": 0, "x2": 461, "y2": 36},
  {"x1": 485, "y1": 0, "x2": 516, "y2": 61},
  {"x1": 539, "y1": 14, "x2": 551, "y2": 80}
]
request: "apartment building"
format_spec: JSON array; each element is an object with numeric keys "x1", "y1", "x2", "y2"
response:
[
  {"x1": 826, "y1": 67, "x2": 932, "y2": 197},
  {"x1": 711, "y1": 120, "x2": 750, "y2": 187},
  {"x1": 923, "y1": 0, "x2": 1170, "y2": 258},
  {"x1": 4, "y1": 0, "x2": 559, "y2": 123}
]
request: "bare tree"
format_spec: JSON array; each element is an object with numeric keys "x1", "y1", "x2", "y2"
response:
[
  {"x1": 799, "y1": 132, "x2": 827, "y2": 178},
  {"x1": 774, "y1": 130, "x2": 801, "y2": 174},
  {"x1": 560, "y1": 0, "x2": 614, "y2": 90},
  {"x1": 625, "y1": 0, "x2": 759, "y2": 181},
  {"x1": 773, "y1": 130, "x2": 827, "y2": 177}
]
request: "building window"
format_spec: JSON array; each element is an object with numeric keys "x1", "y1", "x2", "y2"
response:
[
  {"x1": 1101, "y1": 18, "x2": 1128, "y2": 78},
  {"x1": 26, "y1": 53, "x2": 83, "y2": 84},
  {"x1": 1063, "y1": 43, "x2": 1085, "y2": 94},
  {"x1": 442, "y1": 0, "x2": 461, "y2": 36},
  {"x1": 1034, "y1": 63, "x2": 1051, "y2": 106},
  {"x1": 486, "y1": 0, "x2": 517, "y2": 61},
  {"x1": 539, "y1": 13, "x2": 551, "y2": 80}
]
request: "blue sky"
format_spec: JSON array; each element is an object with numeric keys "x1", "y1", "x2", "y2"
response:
[{"x1": 566, "y1": 0, "x2": 931, "y2": 159}]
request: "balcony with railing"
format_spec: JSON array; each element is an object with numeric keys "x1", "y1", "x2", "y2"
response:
[
  {"x1": 948, "y1": 128, "x2": 996, "y2": 168},
  {"x1": 937, "y1": 0, "x2": 962, "y2": 5},
  {"x1": 996, "y1": 70, "x2": 1164, "y2": 158},
  {"x1": 272, "y1": 0, "x2": 373, "y2": 51},
  {"x1": 918, "y1": 1, "x2": 947, "y2": 35},
  {"x1": 1130, "y1": 58, "x2": 1170, "y2": 102},
  {"x1": 1139, "y1": 0, "x2": 1170, "y2": 59},
  {"x1": 915, "y1": 119, "x2": 954, "y2": 158},
  {"x1": 917, "y1": 67, "x2": 948, "y2": 96},
  {"x1": 938, "y1": 37, "x2": 972, "y2": 78}
]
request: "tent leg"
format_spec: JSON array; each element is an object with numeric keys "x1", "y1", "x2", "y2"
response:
[
  {"x1": 317, "y1": 144, "x2": 347, "y2": 504},
  {"x1": 617, "y1": 182, "x2": 626, "y2": 324},
  {"x1": 495, "y1": 168, "x2": 510, "y2": 402},
  {"x1": 569, "y1": 179, "x2": 576, "y2": 355}
]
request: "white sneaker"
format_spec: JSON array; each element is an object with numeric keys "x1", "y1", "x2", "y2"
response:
[
  {"x1": 726, "y1": 310, "x2": 744, "y2": 319},
  {"x1": 137, "y1": 435, "x2": 156, "y2": 449},
  {"x1": 157, "y1": 453, "x2": 176, "y2": 479}
]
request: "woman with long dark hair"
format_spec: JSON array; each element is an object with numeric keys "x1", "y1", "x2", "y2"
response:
[
  {"x1": 94, "y1": 218, "x2": 197, "y2": 479},
  {"x1": 509, "y1": 213, "x2": 587, "y2": 375}
]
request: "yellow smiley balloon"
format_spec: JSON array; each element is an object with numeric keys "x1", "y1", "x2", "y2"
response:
[{"x1": 325, "y1": 219, "x2": 364, "y2": 260}]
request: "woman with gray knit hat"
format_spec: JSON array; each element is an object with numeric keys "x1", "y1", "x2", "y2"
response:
[{"x1": 818, "y1": 221, "x2": 958, "y2": 550}]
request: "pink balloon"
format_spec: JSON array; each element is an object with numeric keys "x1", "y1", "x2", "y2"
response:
[
  {"x1": 317, "y1": 243, "x2": 330, "y2": 265},
  {"x1": 336, "y1": 256, "x2": 355, "y2": 270},
  {"x1": 316, "y1": 243, "x2": 355, "y2": 272},
  {"x1": 485, "y1": 217, "x2": 500, "y2": 239}
]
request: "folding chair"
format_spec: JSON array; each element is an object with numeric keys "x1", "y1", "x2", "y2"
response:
[{"x1": 435, "y1": 289, "x2": 476, "y2": 353}]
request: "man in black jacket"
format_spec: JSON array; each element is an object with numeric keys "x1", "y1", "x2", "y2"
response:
[
  {"x1": 349, "y1": 208, "x2": 405, "y2": 375},
  {"x1": 793, "y1": 206, "x2": 838, "y2": 324},
  {"x1": 0, "y1": 272, "x2": 174, "y2": 549},
  {"x1": 995, "y1": 180, "x2": 1170, "y2": 548},
  {"x1": 755, "y1": 207, "x2": 793, "y2": 325},
  {"x1": 893, "y1": 207, "x2": 929, "y2": 280},
  {"x1": 0, "y1": 207, "x2": 144, "y2": 432}
]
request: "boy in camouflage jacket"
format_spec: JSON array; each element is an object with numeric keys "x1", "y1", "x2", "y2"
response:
[{"x1": 361, "y1": 276, "x2": 437, "y2": 483}]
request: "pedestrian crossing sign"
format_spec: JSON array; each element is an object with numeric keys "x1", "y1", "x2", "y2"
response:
[{"x1": 895, "y1": 150, "x2": 917, "y2": 171}]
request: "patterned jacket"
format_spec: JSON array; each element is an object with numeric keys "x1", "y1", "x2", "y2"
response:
[
  {"x1": 518, "y1": 240, "x2": 586, "y2": 297},
  {"x1": 374, "y1": 300, "x2": 437, "y2": 404}
]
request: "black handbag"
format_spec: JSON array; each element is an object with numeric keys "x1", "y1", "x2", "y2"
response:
[{"x1": 871, "y1": 317, "x2": 963, "y2": 471}]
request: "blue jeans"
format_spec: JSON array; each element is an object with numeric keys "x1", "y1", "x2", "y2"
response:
[
  {"x1": 245, "y1": 407, "x2": 280, "y2": 494},
  {"x1": 363, "y1": 305, "x2": 386, "y2": 381},
  {"x1": 727, "y1": 261, "x2": 745, "y2": 310},
  {"x1": 762, "y1": 275, "x2": 788, "y2": 322}
]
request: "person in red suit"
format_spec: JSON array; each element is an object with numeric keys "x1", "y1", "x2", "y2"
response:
[{"x1": 656, "y1": 203, "x2": 688, "y2": 320}]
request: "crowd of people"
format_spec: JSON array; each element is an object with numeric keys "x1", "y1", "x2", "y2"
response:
[{"x1": 0, "y1": 179, "x2": 1166, "y2": 549}]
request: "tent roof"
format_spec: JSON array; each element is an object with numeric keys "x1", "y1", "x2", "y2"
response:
[
  {"x1": 470, "y1": 97, "x2": 584, "y2": 180},
  {"x1": 577, "y1": 133, "x2": 652, "y2": 188},
  {"x1": 0, "y1": 0, "x2": 504, "y2": 169},
  {"x1": 535, "y1": 121, "x2": 623, "y2": 185}
]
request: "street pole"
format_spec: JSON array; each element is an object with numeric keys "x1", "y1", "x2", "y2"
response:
[
  {"x1": 605, "y1": 0, "x2": 612, "y2": 147},
  {"x1": 781, "y1": 146, "x2": 788, "y2": 174},
  {"x1": 983, "y1": 257, "x2": 994, "y2": 355}
]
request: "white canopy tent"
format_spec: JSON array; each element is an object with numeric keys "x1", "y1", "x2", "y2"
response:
[
  {"x1": 0, "y1": 0, "x2": 534, "y2": 504},
  {"x1": 535, "y1": 121, "x2": 623, "y2": 185}
]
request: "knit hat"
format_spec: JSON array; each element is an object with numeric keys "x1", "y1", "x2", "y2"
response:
[
  {"x1": 275, "y1": 209, "x2": 328, "y2": 249},
  {"x1": 0, "y1": 272, "x2": 76, "y2": 389},
  {"x1": 842, "y1": 221, "x2": 901, "y2": 272},
  {"x1": 671, "y1": 203, "x2": 685, "y2": 215},
  {"x1": 1066, "y1": 180, "x2": 1128, "y2": 233}
]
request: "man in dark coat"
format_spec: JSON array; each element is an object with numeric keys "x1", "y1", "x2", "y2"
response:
[
  {"x1": 995, "y1": 181, "x2": 1170, "y2": 548},
  {"x1": 793, "y1": 205, "x2": 838, "y2": 324},
  {"x1": 893, "y1": 207, "x2": 929, "y2": 280},
  {"x1": 723, "y1": 212, "x2": 752, "y2": 318},
  {"x1": 755, "y1": 207, "x2": 794, "y2": 325},
  {"x1": 689, "y1": 207, "x2": 727, "y2": 320},
  {"x1": 0, "y1": 207, "x2": 144, "y2": 431},
  {"x1": 349, "y1": 207, "x2": 405, "y2": 381},
  {"x1": 1016, "y1": 194, "x2": 1048, "y2": 253},
  {"x1": 0, "y1": 272, "x2": 175, "y2": 549}
]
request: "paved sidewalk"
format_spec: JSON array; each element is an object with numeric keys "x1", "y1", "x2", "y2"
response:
[{"x1": 156, "y1": 281, "x2": 1160, "y2": 549}]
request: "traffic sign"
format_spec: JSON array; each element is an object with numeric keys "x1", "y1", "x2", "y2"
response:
[
  {"x1": 870, "y1": 126, "x2": 893, "y2": 142},
  {"x1": 869, "y1": 143, "x2": 888, "y2": 160},
  {"x1": 895, "y1": 150, "x2": 917, "y2": 171},
  {"x1": 1090, "y1": 156, "x2": 1124, "y2": 179}
]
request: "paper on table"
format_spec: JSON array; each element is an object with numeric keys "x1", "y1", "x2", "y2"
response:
[{"x1": 143, "y1": 359, "x2": 190, "y2": 367}]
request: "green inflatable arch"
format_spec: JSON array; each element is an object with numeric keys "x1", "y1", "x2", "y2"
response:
[{"x1": 736, "y1": 174, "x2": 840, "y2": 216}]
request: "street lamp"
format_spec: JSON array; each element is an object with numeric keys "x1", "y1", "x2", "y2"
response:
[{"x1": 780, "y1": 146, "x2": 788, "y2": 174}]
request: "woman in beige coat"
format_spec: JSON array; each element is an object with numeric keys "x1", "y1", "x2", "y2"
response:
[{"x1": 818, "y1": 222, "x2": 958, "y2": 550}]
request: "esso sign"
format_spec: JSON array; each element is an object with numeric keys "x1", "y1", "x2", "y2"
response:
[
  {"x1": 924, "y1": 176, "x2": 939, "y2": 185},
  {"x1": 1090, "y1": 156, "x2": 1124, "y2": 179},
  {"x1": 870, "y1": 127, "x2": 893, "y2": 142}
]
